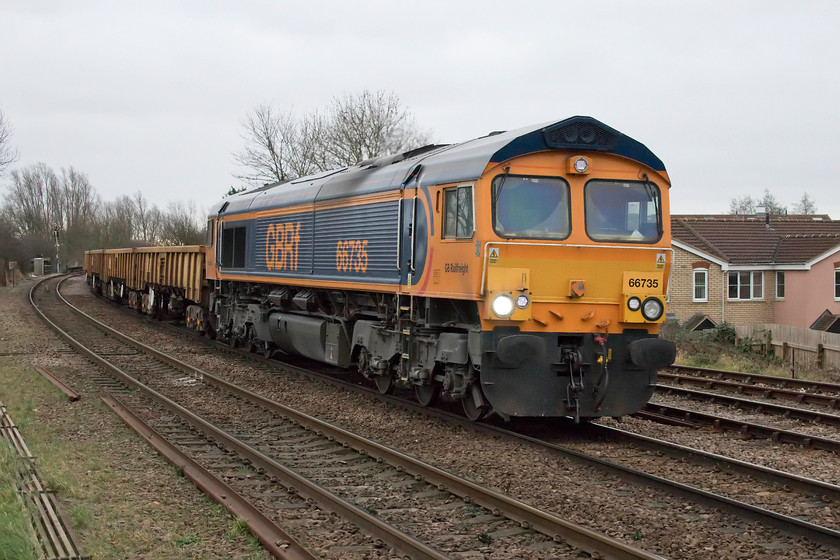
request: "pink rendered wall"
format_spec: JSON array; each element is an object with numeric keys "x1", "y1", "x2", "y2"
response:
[{"x1": 773, "y1": 254, "x2": 840, "y2": 328}]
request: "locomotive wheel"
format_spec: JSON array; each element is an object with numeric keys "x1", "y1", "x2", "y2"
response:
[
  {"x1": 461, "y1": 382, "x2": 491, "y2": 422},
  {"x1": 374, "y1": 374, "x2": 395, "y2": 395},
  {"x1": 414, "y1": 384, "x2": 439, "y2": 407},
  {"x1": 462, "y1": 395, "x2": 487, "y2": 421}
]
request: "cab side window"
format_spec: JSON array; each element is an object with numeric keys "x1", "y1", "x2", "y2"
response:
[{"x1": 443, "y1": 184, "x2": 474, "y2": 239}]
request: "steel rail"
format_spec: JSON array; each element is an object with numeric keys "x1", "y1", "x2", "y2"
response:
[
  {"x1": 64, "y1": 277, "x2": 840, "y2": 552},
  {"x1": 52, "y1": 276, "x2": 664, "y2": 560},
  {"x1": 659, "y1": 371, "x2": 840, "y2": 409},
  {"x1": 34, "y1": 366, "x2": 81, "y2": 402},
  {"x1": 655, "y1": 383, "x2": 840, "y2": 427},
  {"x1": 584, "y1": 423, "x2": 840, "y2": 504},
  {"x1": 478, "y1": 419, "x2": 840, "y2": 549},
  {"x1": 641, "y1": 402, "x2": 840, "y2": 453},
  {"x1": 668, "y1": 365, "x2": 840, "y2": 394},
  {"x1": 101, "y1": 394, "x2": 316, "y2": 560},
  {"x1": 193, "y1": 336, "x2": 840, "y2": 548},
  {"x1": 30, "y1": 276, "x2": 321, "y2": 560},
  {"x1": 123, "y1": 319, "x2": 840, "y2": 502},
  {"x1": 36, "y1": 277, "x2": 452, "y2": 560}
]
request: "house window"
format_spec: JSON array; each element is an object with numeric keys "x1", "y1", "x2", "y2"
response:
[
  {"x1": 776, "y1": 271, "x2": 785, "y2": 300},
  {"x1": 443, "y1": 184, "x2": 474, "y2": 239},
  {"x1": 728, "y1": 271, "x2": 763, "y2": 301},
  {"x1": 693, "y1": 269, "x2": 708, "y2": 302},
  {"x1": 835, "y1": 268, "x2": 840, "y2": 300}
]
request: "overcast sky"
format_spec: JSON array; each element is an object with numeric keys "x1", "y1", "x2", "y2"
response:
[{"x1": 2, "y1": 1, "x2": 839, "y2": 219}]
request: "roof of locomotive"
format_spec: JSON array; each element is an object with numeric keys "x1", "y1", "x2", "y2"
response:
[{"x1": 212, "y1": 116, "x2": 666, "y2": 217}]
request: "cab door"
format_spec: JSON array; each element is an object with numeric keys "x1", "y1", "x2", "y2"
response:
[{"x1": 205, "y1": 217, "x2": 220, "y2": 281}]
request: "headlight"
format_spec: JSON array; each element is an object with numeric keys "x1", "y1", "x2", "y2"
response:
[
  {"x1": 627, "y1": 296, "x2": 641, "y2": 312},
  {"x1": 515, "y1": 294, "x2": 530, "y2": 309},
  {"x1": 491, "y1": 293, "x2": 515, "y2": 318},
  {"x1": 641, "y1": 297, "x2": 664, "y2": 321}
]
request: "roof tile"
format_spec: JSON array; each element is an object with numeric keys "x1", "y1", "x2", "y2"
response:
[{"x1": 671, "y1": 214, "x2": 840, "y2": 265}]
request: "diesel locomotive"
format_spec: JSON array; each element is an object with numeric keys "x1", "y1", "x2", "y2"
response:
[{"x1": 85, "y1": 116, "x2": 676, "y2": 421}]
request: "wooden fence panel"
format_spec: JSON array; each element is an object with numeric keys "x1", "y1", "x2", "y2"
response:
[{"x1": 736, "y1": 324, "x2": 840, "y2": 370}]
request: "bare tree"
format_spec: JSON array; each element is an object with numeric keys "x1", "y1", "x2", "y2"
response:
[
  {"x1": 233, "y1": 104, "x2": 300, "y2": 187},
  {"x1": 234, "y1": 90, "x2": 431, "y2": 186},
  {"x1": 757, "y1": 189, "x2": 787, "y2": 214},
  {"x1": 99, "y1": 195, "x2": 136, "y2": 247},
  {"x1": 159, "y1": 200, "x2": 203, "y2": 245},
  {"x1": 0, "y1": 206, "x2": 29, "y2": 270},
  {"x1": 132, "y1": 191, "x2": 164, "y2": 243},
  {"x1": 324, "y1": 90, "x2": 430, "y2": 167},
  {"x1": 729, "y1": 189, "x2": 787, "y2": 215},
  {"x1": 61, "y1": 167, "x2": 98, "y2": 232},
  {"x1": 60, "y1": 167, "x2": 100, "y2": 266},
  {"x1": 729, "y1": 194, "x2": 756, "y2": 215},
  {"x1": 5, "y1": 163, "x2": 61, "y2": 237},
  {"x1": 791, "y1": 192, "x2": 817, "y2": 214},
  {"x1": 0, "y1": 107, "x2": 19, "y2": 175}
]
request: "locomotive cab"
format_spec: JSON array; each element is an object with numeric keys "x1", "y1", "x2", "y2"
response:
[{"x1": 470, "y1": 129, "x2": 676, "y2": 421}]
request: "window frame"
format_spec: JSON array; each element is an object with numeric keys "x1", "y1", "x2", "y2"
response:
[
  {"x1": 220, "y1": 222, "x2": 247, "y2": 269},
  {"x1": 442, "y1": 183, "x2": 475, "y2": 240},
  {"x1": 727, "y1": 270, "x2": 764, "y2": 301},
  {"x1": 692, "y1": 268, "x2": 708, "y2": 302},
  {"x1": 776, "y1": 271, "x2": 785, "y2": 300},
  {"x1": 835, "y1": 268, "x2": 840, "y2": 301},
  {"x1": 583, "y1": 179, "x2": 663, "y2": 244},
  {"x1": 490, "y1": 174, "x2": 571, "y2": 241},
  {"x1": 205, "y1": 219, "x2": 215, "y2": 247}
]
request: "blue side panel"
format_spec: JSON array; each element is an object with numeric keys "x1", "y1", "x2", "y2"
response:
[
  {"x1": 312, "y1": 201, "x2": 401, "y2": 284},
  {"x1": 252, "y1": 211, "x2": 314, "y2": 278},
  {"x1": 399, "y1": 197, "x2": 429, "y2": 286}
]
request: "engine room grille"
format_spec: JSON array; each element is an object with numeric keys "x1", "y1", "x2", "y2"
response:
[{"x1": 543, "y1": 120, "x2": 617, "y2": 151}]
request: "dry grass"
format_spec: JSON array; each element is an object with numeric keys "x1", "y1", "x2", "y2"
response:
[
  {"x1": 0, "y1": 358, "x2": 268, "y2": 560},
  {"x1": 670, "y1": 323, "x2": 840, "y2": 383},
  {"x1": 0, "y1": 439, "x2": 39, "y2": 560}
]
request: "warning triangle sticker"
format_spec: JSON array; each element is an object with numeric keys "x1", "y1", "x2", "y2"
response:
[{"x1": 656, "y1": 253, "x2": 666, "y2": 269}]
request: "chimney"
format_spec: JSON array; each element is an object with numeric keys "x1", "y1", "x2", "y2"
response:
[{"x1": 756, "y1": 206, "x2": 770, "y2": 230}]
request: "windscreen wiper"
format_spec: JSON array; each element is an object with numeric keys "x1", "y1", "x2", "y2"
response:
[
  {"x1": 494, "y1": 166, "x2": 511, "y2": 202},
  {"x1": 641, "y1": 173, "x2": 662, "y2": 237}
]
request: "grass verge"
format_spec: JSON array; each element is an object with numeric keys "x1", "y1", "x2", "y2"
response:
[
  {"x1": 0, "y1": 442, "x2": 38, "y2": 560},
  {"x1": 0, "y1": 357, "x2": 268, "y2": 559}
]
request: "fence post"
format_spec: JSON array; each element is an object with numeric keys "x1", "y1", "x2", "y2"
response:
[
  {"x1": 790, "y1": 347, "x2": 795, "y2": 379},
  {"x1": 817, "y1": 344, "x2": 825, "y2": 370}
]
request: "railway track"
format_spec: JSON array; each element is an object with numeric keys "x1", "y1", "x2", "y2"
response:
[
  {"x1": 56, "y1": 276, "x2": 840, "y2": 557},
  {"x1": 654, "y1": 383, "x2": 840, "y2": 428},
  {"x1": 34, "y1": 275, "x2": 664, "y2": 559},
  {"x1": 639, "y1": 401, "x2": 840, "y2": 452},
  {"x1": 662, "y1": 365, "x2": 840, "y2": 409}
]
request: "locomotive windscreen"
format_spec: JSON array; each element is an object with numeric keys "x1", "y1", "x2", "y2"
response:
[{"x1": 492, "y1": 175, "x2": 571, "y2": 240}]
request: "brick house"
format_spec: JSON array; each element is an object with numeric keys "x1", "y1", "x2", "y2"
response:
[{"x1": 668, "y1": 215, "x2": 840, "y2": 330}]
